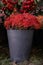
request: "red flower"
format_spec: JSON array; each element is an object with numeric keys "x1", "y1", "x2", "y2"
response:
[
  {"x1": 21, "y1": 0, "x2": 36, "y2": 12},
  {"x1": 22, "y1": 1, "x2": 31, "y2": 5},
  {"x1": 31, "y1": 0, "x2": 34, "y2": 3},
  {"x1": 2, "y1": 0, "x2": 18, "y2": 11},
  {"x1": 7, "y1": 0, "x2": 18, "y2": 5},
  {"x1": 2, "y1": 0, "x2": 7, "y2": 4},
  {"x1": 4, "y1": 13, "x2": 41, "y2": 29},
  {"x1": 6, "y1": 3, "x2": 14, "y2": 10},
  {"x1": 2, "y1": 7, "x2": 7, "y2": 11}
]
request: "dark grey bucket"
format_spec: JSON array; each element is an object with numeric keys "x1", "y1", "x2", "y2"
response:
[{"x1": 7, "y1": 30, "x2": 34, "y2": 63}]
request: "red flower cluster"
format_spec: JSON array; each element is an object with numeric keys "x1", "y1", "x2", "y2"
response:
[
  {"x1": 2, "y1": 0, "x2": 18, "y2": 5},
  {"x1": 20, "y1": 0, "x2": 36, "y2": 13},
  {"x1": 4, "y1": 13, "x2": 41, "y2": 29},
  {"x1": 2, "y1": 0, "x2": 36, "y2": 13},
  {"x1": 2, "y1": 0, "x2": 18, "y2": 10}
]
